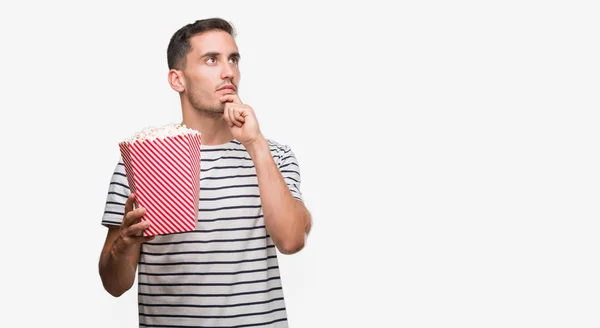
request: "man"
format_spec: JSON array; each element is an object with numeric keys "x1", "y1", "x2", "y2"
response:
[{"x1": 99, "y1": 18, "x2": 312, "y2": 327}]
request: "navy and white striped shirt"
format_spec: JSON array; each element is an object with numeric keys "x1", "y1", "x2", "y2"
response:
[{"x1": 101, "y1": 139, "x2": 302, "y2": 327}]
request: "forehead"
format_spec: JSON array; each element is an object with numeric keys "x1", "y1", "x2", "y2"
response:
[{"x1": 188, "y1": 30, "x2": 239, "y2": 55}]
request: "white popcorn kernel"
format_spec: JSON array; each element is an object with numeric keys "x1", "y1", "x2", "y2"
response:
[{"x1": 122, "y1": 124, "x2": 201, "y2": 144}]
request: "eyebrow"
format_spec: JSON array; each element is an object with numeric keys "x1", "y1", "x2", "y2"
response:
[{"x1": 200, "y1": 52, "x2": 241, "y2": 60}]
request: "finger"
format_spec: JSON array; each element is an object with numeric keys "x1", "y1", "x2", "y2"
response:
[
  {"x1": 124, "y1": 220, "x2": 151, "y2": 237},
  {"x1": 234, "y1": 107, "x2": 246, "y2": 124},
  {"x1": 125, "y1": 193, "x2": 135, "y2": 214},
  {"x1": 219, "y1": 94, "x2": 242, "y2": 104},
  {"x1": 231, "y1": 108, "x2": 244, "y2": 127},
  {"x1": 123, "y1": 207, "x2": 146, "y2": 228},
  {"x1": 124, "y1": 235, "x2": 155, "y2": 245},
  {"x1": 222, "y1": 106, "x2": 234, "y2": 127},
  {"x1": 230, "y1": 107, "x2": 242, "y2": 127},
  {"x1": 224, "y1": 104, "x2": 238, "y2": 127}
]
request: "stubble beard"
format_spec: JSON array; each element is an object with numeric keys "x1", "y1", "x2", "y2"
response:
[{"x1": 190, "y1": 95, "x2": 225, "y2": 119}]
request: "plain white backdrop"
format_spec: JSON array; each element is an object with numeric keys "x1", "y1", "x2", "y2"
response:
[{"x1": 1, "y1": 0, "x2": 599, "y2": 327}]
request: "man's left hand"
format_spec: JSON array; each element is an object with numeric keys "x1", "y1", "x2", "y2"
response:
[{"x1": 220, "y1": 94, "x2": 262, "y2": 146}]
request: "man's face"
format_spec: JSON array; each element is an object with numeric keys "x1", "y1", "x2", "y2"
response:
[{"x1": 181, "y1": 30, "x2": 240, "y2": 115}]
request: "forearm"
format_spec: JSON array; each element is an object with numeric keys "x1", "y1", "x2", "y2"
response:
[
  {"x1": 99, "y1": 239, "x2": 138, "y2": 297},
  {"x1": 247, "y1": 136, "x2": 309, "y2": 254}
]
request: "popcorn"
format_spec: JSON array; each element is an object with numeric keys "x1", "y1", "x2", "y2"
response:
[
  {"x1": 119, "y1": 124, "x2": 202, "y2": 236},
  {"x1": 122, "y1": 124, "x2": 201, "y2": 144}
]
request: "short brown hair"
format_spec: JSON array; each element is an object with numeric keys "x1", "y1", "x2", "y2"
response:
[{"x1": 167, "y1": 18, "x2": 236, "y2": 70}]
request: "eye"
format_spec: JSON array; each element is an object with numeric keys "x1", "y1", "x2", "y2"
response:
[
  {"x1": 206, "y1": 57, "x2": 216, "y2": 64},
  {"x1": 229, "y1": 57, "x2": 239, "y2": 65}
]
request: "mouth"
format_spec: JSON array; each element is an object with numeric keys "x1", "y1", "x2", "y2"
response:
[
  {"x1": 217, "y1": 88, "x2": 236, "y2": 94},
  {"x1": 217, "y1": 85, "x2": 236, "y2": 93}
]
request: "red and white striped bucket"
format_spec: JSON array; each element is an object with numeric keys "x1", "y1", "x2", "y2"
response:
[{"x1": 119, "y1": 134, "x2": 201, "y2": 236}]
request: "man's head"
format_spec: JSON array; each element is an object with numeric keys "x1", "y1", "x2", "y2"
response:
[{"x1": 167, "y1": 18, "x2": 240, "y2": 117}]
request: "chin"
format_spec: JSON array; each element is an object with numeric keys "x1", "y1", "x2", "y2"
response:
[
  {"x1": 192, "y1": 100, "x2": 224, "y2": 113},
  {"x1": 194, "y1": 104, "x2": 225, "y2": 118},
  {"x1": 210, "y1": 104, "x2": 225, "y2": 114}
]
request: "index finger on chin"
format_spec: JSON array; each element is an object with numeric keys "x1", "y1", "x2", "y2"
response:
[{"x1": 219, "y1": 94, "x2": 242, "y2": 104}]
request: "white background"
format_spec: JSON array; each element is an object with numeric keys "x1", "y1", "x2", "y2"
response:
[{"x1": 1, "y1": 1, "x2": 599, "y2": 327}]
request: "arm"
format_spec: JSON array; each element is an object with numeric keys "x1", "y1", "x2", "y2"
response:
[
  {"x1": 220, "y1": 94, "x2": 312, "y2": 254},
  {"x1": 99, "y1": 193, "x2": 154, "y2": 297},
  {"x1": 247, "y1": 136, "x2": 312, "y2": 254}
]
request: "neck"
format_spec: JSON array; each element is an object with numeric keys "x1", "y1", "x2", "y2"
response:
[{"x1": 180, "y1": 98, "x2": 233, "y2": 146}]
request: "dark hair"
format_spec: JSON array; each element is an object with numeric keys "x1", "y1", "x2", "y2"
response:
[{"x1": 167, "y1": 18, "x2": 236, "y2": 70}]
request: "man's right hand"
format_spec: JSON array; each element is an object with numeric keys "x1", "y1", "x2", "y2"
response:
[{"x1": 111, "y1": 193, "x2": 155, "y2": 259}]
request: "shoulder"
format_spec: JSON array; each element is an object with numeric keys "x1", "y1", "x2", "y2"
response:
[
  {"x1": 111, "y1": 159, "x2": 128, "y2": 181},
  {"x1": 265, "y1": 138, "x2": 300, "y2": 168},
  {"x1": 266, "y1": 138, "x2": 294, "y2": 158},
  {"x1": 266, "y1": 139, "x2": 290, "y2": 152}
]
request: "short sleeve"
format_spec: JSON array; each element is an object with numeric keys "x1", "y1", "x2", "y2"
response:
[
  {"x1": 101, "y1": 160, "x2": 131, "y2": 227},
  {"x1": 271, "y1": 142, "x2": 303, "y2": 202}
]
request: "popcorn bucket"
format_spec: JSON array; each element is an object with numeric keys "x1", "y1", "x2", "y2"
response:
[{"x1": 119, "y1": 124, "x2": 201, "y2": 236}]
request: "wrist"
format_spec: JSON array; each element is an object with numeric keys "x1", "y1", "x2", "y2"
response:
[{"x1": 244, "y1": 134, "x2": 269, "y2": 158}]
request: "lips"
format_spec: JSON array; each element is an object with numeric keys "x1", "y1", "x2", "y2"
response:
[
  {"x1": 217, "y1": 85, "x2": 236, "y2": 92},
  {"x1": 218, "y1": 88, "x2": 236, "y2": 94}
]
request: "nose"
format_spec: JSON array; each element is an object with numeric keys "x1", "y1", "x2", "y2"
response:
[{"x1": 220, "y1": 62, "x2": 234, "y2": 81}]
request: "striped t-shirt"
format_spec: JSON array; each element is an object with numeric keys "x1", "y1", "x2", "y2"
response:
[{"x1": 101, "y1": 139, "x2": 303, "y2": 327}]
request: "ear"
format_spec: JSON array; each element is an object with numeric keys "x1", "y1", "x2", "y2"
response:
[{"x1": 168, "y1": 69, "x2": 185, "y2": 93}]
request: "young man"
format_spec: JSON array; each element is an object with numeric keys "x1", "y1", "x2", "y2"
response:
[{"x1": 99, "y1": 18, "x2": 312, "y2": 327}]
